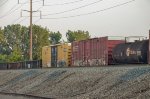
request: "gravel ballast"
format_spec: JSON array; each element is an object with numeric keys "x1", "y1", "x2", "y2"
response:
[{"x1": 0, "y1": 66, "x2": 150, "y2": 99}]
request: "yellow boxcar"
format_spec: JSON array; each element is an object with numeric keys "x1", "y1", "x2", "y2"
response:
[
  {"x1": 42, "y1": 43, "x2": 71, "y2": 68},
  {"x1": 42, "y1": 46, "x2": 51, "y2": 68},
  {"x1": 57, "y1": 43, "x2": 71, "y2": 67}
]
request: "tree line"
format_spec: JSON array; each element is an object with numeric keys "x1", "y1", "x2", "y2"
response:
[{"x1": 0, "y1": 24, "x2": 90, "y2": 62}]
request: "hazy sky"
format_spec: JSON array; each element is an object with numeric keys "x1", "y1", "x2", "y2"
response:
[{"x1": 0, "y1": 0, "x2": 150, "y2": 40}]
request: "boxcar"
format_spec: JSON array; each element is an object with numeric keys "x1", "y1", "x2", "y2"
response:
[
  {"x1": 42, "y1": 43, "x2": 71, "y2": 68},
  {"x1": 71, "y1": 37, "x2": 125, "y2": 66}
]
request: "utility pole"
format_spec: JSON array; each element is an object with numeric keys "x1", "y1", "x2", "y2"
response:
[
  {"x1": 147, "y1": 30, "x2": 150, "y2": 65},
  {"x1": 30, "y1": 0, "x2": 33, "y2": 60},
  {"x1": 20, "y1": 0, "x2": 41, "y2": 61}
]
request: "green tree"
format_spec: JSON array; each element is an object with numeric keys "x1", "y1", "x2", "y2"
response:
[
  {"x1": 1, "y1": 24, "x2": 51, "y2": 62},
  {"x1": 0, "y1": 54, "x2": 7, "y2": 63},
  {"x1": 0, "y1": 26, "x2": 8, "y2": 62},
  {"x1": 3, "y1": 24, "x2": 29, "y2": 62},
  {"x1": 66, "y1": 30, "x2": 90, "y2": 42},
  {"x1": 0, "y1": 28, "x2": 11, "y2": 62},
  {"x1": 8, "y1": 46, "x2": 22, "y2": 62},
  {"x1": 3, "y1": 24, "x2": 22, "y2": 50},
  {"x1": 20, "y1": 26, "x2": 29, "y2": 60},
  {"x1": 0, "y1": 27, "x2": 4, "y2": 43},
  {"x1": 32, "y1": 25, "x2": 50, "y2": 60},
  {"x1": 49, "y1": 31, "x2": 62, "y2": 44}
]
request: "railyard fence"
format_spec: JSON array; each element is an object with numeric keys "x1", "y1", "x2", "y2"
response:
[{"x1": 0, "y1": 60, "x2": 42, "y2": 70}]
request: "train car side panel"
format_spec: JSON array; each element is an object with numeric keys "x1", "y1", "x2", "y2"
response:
[
  {"x1": 108, "y1": 40, "x2": 125, "y2": 64},
  {"x1": 71, "y1": 37, "x2": 125, "y2": 66},
  {"x1": 42, "y1": 46, "x2": 51, "y2": 68},
  {"x1": 112, "y1": 40, "x2": 148, "y2": 64},
  {"x1": 57, "y1": 43, "x2": 71, "y2": 67}
]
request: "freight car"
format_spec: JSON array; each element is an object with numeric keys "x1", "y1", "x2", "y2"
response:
[
  {"x1": 112, "y1": 40, "x2": 149, "y2": 64},
  {"x1": 42, "y1": 43, "x2": 71, "y2": 68},
  {"x1": 41, "y1": 34, "x2": 150, "y2": 67},
  {"x1": 71, "y1": 37, "x2": 125, "y2": 66}
]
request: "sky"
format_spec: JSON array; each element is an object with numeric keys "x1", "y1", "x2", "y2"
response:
[{"x1": 0, "y1": 0, "x2": 150, "y2": 40}]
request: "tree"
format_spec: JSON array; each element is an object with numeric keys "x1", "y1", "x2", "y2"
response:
[
  {"x1": 3, "y1": 24, "x2": 28, "y2": 51},
  {"x1": 66, "y1": 30, "x2": 90, "y2": 42},
  {"x1": 3, "y1": 24, "x2": 28, "y2": 61},
  {"x1": 1, "y1": 24, "x2": 50, "y2": 61},
  {"x1": 0, "y1": 54, "x2": 7, "y2": 63},
  {"x1": 21, "y1": 26, "x2": 30, "y2": 60},
  {"x1": 0, "y1": 27, "x2": 4, "y2": 43},
  {"x1": 49, "y1": 31, "x2": 62, "y2": 44},
  {"x1": 8, "y1": 46, "x2": 22, "y2": 62},
  {"x1": 0, "y1": 28, "x2": 7, "y2": 63},
  {"x1": 32, "y1": 25, "x2": 50, "y2": 60},
  {"x1": 2, "y1": 24, "x2": 50, "y2": 61}
]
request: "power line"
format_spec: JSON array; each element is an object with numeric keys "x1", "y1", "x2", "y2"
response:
[
  {"x1": 42, "y1": 0, "x2": 103, "y2": 16},
  {"x1": 14, "y1": 16, "x2": 29, "y2": 24},
  {"x1": 18, "y1": 17, "x2": 28, "y2": 24},
  {"x1": 12, "y1": 15, "x2": 40, "y2": 24},
  {"x1": 0, "y1": 0, "x2": 28, "y2": 19},
  {"x1": 0, "y1": 0, "x2": 8, "y2": 7},
  {"x1": 42, "y1": 0, "x2": 135, "y2": 19},
  {"x1": 36, "y1": 5, "x2": 44, "y2": 11},
  {"x1": 33, "y1": 18, "x2": 40, "y2": 24},
  {"x1": 7, "y1": 0, "x2": 83, "y2": 23},
  {"x1": 0, "y1": 4, "x2": 18, "y2": 19},
  {"x1": 18, "y1": 5, "x2": 43, "y2": 24},
  {"x1": 11, "y1": 17, "x2": 21, "y2": 24},
  {"x1": 33, "y1": 5, "x2": 44, "y2": 24},
  {"x1": 19, "y1": 0, "x2": 42, "y2": 4},
  {"x1": 33, "y1": 0, "x2": 102, "y2": 23},
  {"x1": 43, "y1": 0, "x2": 84, "y2": 6},
  {"x1": 32, "y1": 5, "x2": 44, "y2": 24},
  {"x1": 22, "y1": 16, "x2": 40, "y2": 17}
]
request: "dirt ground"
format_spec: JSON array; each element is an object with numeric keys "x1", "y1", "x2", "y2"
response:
[{"x1": 0, "y1": 65, "x2": 150, "y2": 99}]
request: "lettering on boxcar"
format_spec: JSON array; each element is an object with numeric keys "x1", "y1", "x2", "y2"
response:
[{"x1": 73, "y1": 46, "x2": 78, "y2": 52}]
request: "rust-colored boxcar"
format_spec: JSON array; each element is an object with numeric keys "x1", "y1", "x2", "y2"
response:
[{"x1": 71, "y1": 37, "x2": 124, "y2": 66}]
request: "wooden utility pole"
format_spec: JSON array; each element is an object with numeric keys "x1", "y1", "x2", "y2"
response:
[
  {"x1": 147, "y1": 30, "x2": 150, "y2": 64},
  {"x1": 21, "y1": 0, "x2": 40, "y2": 61},
  {"x1": 30, "y1": 0, "x2": 33, "y2": 60}
]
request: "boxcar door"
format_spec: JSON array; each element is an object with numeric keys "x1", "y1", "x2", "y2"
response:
[{"x1": 51, "y1": 46, "x2": 57, "y2": 67}]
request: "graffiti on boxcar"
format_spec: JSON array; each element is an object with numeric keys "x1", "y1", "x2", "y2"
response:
[
  {"x1": 126, "y1": 48, "x2": 142, "y2": 56},
  {"x1": 57, "y1": 60, "x2": 66, "y2": 67},
  {"x1": 73, "y1": 57, "x2": 107, "y2": 66},
  {"x1": 73, "y1": 46, "x2": 78, "y2": 52},
  {"x1": 90, "y1": 58, "x2": 106, "y2": 66}
]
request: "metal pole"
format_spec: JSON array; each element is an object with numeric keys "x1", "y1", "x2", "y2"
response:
[{"x1": 30, "y1": 0, "x2": 33, "y2": 60}]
